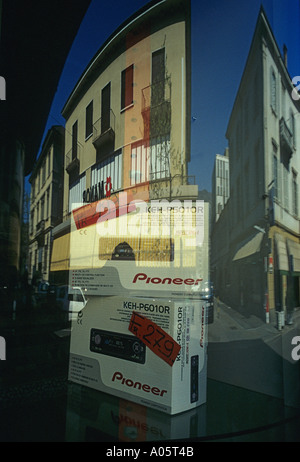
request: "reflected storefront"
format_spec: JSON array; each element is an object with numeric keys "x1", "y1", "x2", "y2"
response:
[
  {"x1": 231, "y1": 232, "x2": 265, "y2": 317},
  {"x1": 274, "y1": 233, "x2": 300, "y2": 321}
]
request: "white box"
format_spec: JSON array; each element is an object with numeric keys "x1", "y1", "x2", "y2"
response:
[
  {"x1": 68, "y1": 202, "x2": 210, "y2": 300},
  {"x1": 68, "y1": 295, "x2": 208, "y2": 415}
]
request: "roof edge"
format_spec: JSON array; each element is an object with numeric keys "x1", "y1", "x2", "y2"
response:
[{"x1": 61, "y1": 0, "x2": 177, "y2": 119}]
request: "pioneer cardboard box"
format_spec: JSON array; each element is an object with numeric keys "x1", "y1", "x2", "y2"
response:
[
  {"x1": 67, "y1": 200, "x2": 210, "y2": 300},
  {"x1": 68, "y1": 295, "x2": 208, "y2": 415}
]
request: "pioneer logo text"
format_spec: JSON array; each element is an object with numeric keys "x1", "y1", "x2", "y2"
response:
[
  {"x1": 112, "y1": 371, "x2": 167, "y2": 397},
  {"x1": 132, "y1": 273, "x2": 203, "y2": 286}
]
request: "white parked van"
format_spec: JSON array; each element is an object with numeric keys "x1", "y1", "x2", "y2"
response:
[{"x1": 56, "y1": 286, "x2": 88, "y2": 321}]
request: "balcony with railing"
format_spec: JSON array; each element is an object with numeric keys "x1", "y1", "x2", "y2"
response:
[
  {"x1": 279, "y1": 117, "x2": 295, "y2": 160},
  {"x1": 92, "y1": 109, "x2": 115, "y2": 152},
  {"x1": 142, "y1": 78, "x2": 171, "y2": 138},
  {"x1": 65, "y1": 144, "x2": 81, "y2": 174},
  {"x1": 148, "y1": 174, "x2": 198, "y2": 201}
]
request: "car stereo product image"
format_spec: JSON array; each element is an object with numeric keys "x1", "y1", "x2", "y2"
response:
[
  {"x1": 90, "y1": 329, "x2": 146, "y2": 364},
  {"x1": 69, "y1": 296, "x2": 207, "y2": 415}
]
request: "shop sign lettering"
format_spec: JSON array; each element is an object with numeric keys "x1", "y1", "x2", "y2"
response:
[{"x1": 82, "y1": 176, "x2": 112, "y2": 203}]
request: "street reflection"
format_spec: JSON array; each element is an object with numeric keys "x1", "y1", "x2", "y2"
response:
[
  {"x1": 65, "y1": 380, "x2": 299, "y2": 442},
  {"x1": 208, "y1": 299, "x2": 300, "y2": 409},
  {"x1": 66, "y1": 383, "x2": 206, "y2": 442}
]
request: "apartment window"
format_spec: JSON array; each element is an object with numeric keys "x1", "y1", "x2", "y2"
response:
[
  {"x1": 43, "y1": 245, "x2": 48, "y2": 274},
  {"x1": 121, "y1": 65, "x2": 134, "y2": 110},
  {"x1": 91, "y1": 150, "x2": 122, "y2": 192},
  {"x1": 47, "y1": 151, "x2": 51, "y2": 177},
  {"x1": 42, "y1": 160, "x2": 46, "y2": 185},
  {"x1": 38, "y1": 248, "x2": 43, "y2": 273},
  {"x1": 69, "y1": 174, "x2": 86, "y2": 213},
  {"x1": 85, "y1": 101, "x2": 93, "y2": 139},
  {"x1": 41, "y1": 195, "x2": 45, "y2": 220},
  {"x1": 152, "y1": 48, "x2": 165, "y2": 106},
  {"x1": 72, "y1": 121, "x2": 78, "y2": 160},
  {"x1": 281, "y1": 83, "x2": 286, "y2": 119},
  {"x1": 273, "y1": 154, "x2": 278, "y2": 199},
  {"x1": 30, "y1": 210, "x2": 34, "y2": 234},
  {"x1": 273, "y1": 143, "x2": 279, "y2": 200},
  {"x1": 283, "y1": 165, "x2": 289, "y2": 210},
  {"x1": 130, "y1": 135, "x2": 170, "y2": 185},
  {"x1": 225, "y1": 169, "x2": 229, "y2": 198},
  {"x1": 101, "y1": 82, "x2": 111, "y2": 133},
  {"x1": 271, "y1": 69, "x2": 277, "y2": 113},
  {"x1": 289, "y1": 110, "x2": 295, "y2": 147},
  {"x1": 292, "y1": 171, "x2": 298, "y2": 216},
  {"x1": 254, "y1": 142, "x2": 263, "y2": 204},
  {"x1": 46, "y1": 187, "x2": 50, "y2": 218},
  {"x1": 131, "y1": 142, "x2": 149, "y2": 185},
  {"x1": 150, "y1": 135, "x2": 170, "y2": 181}
]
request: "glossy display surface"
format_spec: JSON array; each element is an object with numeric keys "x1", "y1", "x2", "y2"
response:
[{"x1": 0, "y1": 309, "x2": 299, "y2": 442}]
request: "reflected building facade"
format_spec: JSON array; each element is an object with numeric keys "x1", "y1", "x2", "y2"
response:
[
  {"x1": 211, "y1": 8, "x2": 300, "y2": 320},
  {"x1": 211, "y1": 149, "x2": 230, "y2": 224},
  {"x1": 50, "y1": 0, "x2": 198, "y2": 282},
  {"x1": 28, "y1": 126, "x2": 64, "y2": 283}
]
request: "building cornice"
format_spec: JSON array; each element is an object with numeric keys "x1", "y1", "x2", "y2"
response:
[
  {"x1": 226, "y1": 7, "x2": 300, "y2": 138},
  {"x1": 61, "y1": 0, "x2": 189, "y2": 120}
]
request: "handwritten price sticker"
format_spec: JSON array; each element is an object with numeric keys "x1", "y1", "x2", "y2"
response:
[{"x1": 129, "y1": 312, "x2": 181, "y2": 367}]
